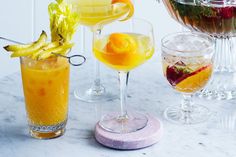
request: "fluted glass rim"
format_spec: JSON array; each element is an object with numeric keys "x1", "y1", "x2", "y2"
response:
[{"x1": 161, "y1": 31, "x2": 214, "y2": 57}]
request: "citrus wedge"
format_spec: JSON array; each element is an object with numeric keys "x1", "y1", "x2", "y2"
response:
[
  {"x1": 112, "y1": 0, "x2": 134, "y2": 21},
  {"x1": 175, "y1": 65, "x2": 213, "y2": 93}
]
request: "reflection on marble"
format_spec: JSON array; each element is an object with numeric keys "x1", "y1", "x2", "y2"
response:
[{"x1": 0, "y1": 55, "x2": 236, "y2": 157}]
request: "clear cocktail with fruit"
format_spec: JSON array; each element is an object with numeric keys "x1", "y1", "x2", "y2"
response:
[
  {"x1": 162, "y1": 32, "x2": 214, "y2": 124},
  {"x1": 163, "y1": 0, "x2": 236, "y2": 100}
]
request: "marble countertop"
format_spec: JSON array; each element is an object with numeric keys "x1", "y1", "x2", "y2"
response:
[{"x1": 0, "y1": 55, "x2": 236, "y2": 157}]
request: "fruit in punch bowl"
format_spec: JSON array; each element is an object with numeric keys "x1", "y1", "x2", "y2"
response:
[{"x1": 163, "y1": 0, "x2": 236, "y2": 100}]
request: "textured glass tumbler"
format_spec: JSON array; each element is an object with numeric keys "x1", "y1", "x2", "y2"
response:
[{"x1": 161, "y1": 32, "x2": 214, "y2": 124}]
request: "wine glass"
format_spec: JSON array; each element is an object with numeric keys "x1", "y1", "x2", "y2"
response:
[
  {"x1": 93, "y1": 18, "x2": 155, "y2": 133},
  {"x1": 161, "y1": 32, "x2": 214, "y2": 124}
]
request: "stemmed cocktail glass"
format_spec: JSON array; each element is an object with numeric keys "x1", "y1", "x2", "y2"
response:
[
  {"x1": 66, "y1": 0, "x2": 133, "y2": 102},
  {"x1": 93, "y1": 18, "x2": 154, "y2": 133},
  {"x1": 162, "y1": 32, "x2": 214, "y2": 124},
  {"x1": 162, "y1": 0, "x2": 236, "y2": 100}
]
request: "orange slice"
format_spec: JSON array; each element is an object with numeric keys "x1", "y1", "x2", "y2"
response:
[
  {"x1": 175, "y1": 65, "x2": 213, "y2": 93},
  {"x1": 112, "y1": 0, "x2": 134, "y2": 21},
  {"x1": 103, "y1": 33, "x2": 137, "y2": 66},
  {"x1": 106, "y1": 33, "x2": 137, "y2": 54}
]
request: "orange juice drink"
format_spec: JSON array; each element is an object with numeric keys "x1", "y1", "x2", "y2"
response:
[
  {"x1": 20, "y1": 57, "x2": 70, "y2": 139},
  {"x1": 93, "y1": 33, "x2": 154, "y2": 71}
]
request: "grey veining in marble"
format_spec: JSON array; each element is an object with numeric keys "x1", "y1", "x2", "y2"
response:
[{"x1": 0, "y1": 55, "x2": 236, "y2": 157}]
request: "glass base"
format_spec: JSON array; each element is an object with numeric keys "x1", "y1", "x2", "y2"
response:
[
  {"x1": 197, "y1": 71, "x2": 236, "y2": 100},
  {"x1": 74, "y1": 84, "x2": 117, "y2": 103},
  {"x1": 164, "y1": 105, "x2": 210, "y2": 125},
  {"x1": 99, "y1": 112, "x2": 148, "y2": 133},
  {"x1": 30, "y1": 128, "x2": 65, "y2": 139},
  {"x1": 29, "y1": 120, "x2": 66, "y2": 139}
]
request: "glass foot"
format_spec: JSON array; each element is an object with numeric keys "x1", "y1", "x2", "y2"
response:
[
  {"x1": 164, "y1": 105, "x2": 210, "y2": 125},
  {"x1": 30, "y1": 128, "x2": 65, "y2": 139},
  {"x1": 99, "y1": 112, "x2": 148, "y2": 133},
  {"x1": 197, "y1": 71, "x2": 236, "y2": 100},
  {"x1": 74, "y1": 84, "x2": 117, "y2": 103}
]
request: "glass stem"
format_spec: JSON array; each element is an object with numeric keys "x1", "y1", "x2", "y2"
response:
[
  {"x1": 181, "y1": 94, "x2": 193, "y2": 123},
  {"x1": 32, "y1": 0, "x2": 36, "y2": 41},
  {"x1": 118, "y1": 71, "x2": 129, "y2": 119},
  {"x1": 214, "y1": 37, "x2": 235, "y2": 72},
  {"x1": 92, "y1": 29, "x2": 102, "y2": 92}
]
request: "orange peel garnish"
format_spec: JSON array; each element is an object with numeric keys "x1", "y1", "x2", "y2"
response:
[
  {"x1": 106, "y1": 33, "x2": 137, "y2": 54},
  {"x1": 112, "y1": 0, "x2": 134, "y2": 21}
]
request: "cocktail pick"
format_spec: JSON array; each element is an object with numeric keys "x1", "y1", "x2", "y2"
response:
[
  {"x1": 52, "y1": 52, "x2": 86, "y2": 66},
  {"x1": 0, "y1": 36, "x2": 24, "y2": 44}
]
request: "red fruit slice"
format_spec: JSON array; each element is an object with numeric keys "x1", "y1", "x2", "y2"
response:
[
  {"x1": 166, "y1": 62, "x2": 192, "y2": 86},
  {"x1": 217, "y1": 7, "x2": 234, "y2": 19}
]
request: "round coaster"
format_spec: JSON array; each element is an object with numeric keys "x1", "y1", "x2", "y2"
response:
[{"x1": 95, "y1": 115, "x2": 163, "y2": 150}]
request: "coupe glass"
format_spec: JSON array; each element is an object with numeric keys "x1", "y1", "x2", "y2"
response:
[
  {"x1": 162, "y1": 0, "x2": 236, "y2": 100},
  {"x1": 66, "y1": 0, "x2": 132, "y2": 102},
  {"x1": 93, "y1": 18, "x2": 155, "y2": 133},
  {"x1": 161, "y1": 32, "x2": 214, "y2": 124}
]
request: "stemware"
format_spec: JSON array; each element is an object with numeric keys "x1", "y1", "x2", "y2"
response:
[
  {"x1": 161, "y1": 32, "x2": 214, "y2": 124},
  {"x1": 93, "y1": 18, "x2": 155, "y2": 133},
  {"x1": 66, "y1": 0, "x2": 133, "y2": 102},
  {"x1": 162, "y1": 0, "x2": 236, "y2": 100}
]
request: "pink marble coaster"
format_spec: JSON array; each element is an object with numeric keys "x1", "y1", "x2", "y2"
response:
[{"x1": 95, "y1": 115, "x2": 163, "y2": 150}]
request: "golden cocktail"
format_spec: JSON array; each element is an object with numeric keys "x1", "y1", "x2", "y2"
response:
[
  {"x1": 21, "y1": 57, "x2": 70, "y2": 139},
  {"x1": 3, "y1": 1, "x2": 82, "y2": 139},
  {"x1": 93, "y1": 19, "x2": 155, "y2": 133},
  {"x1": 68, "y1": 0, "x2": 133, "y2": 29},
  {"x1": 66, "y1": 0, "x2": 134, "y2": 102},
  {"x1": 94, "y1": 33, "x2": 154, "y2": 71}
]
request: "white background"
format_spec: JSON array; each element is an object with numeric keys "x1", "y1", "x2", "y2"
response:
[{"x1": 0, "y1": 0, "x2": 181, "y2": 78}]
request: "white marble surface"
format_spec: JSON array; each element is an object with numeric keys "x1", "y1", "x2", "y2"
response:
[{"x1": 0, "y1": 54, "x2": 236, "y2": 157}]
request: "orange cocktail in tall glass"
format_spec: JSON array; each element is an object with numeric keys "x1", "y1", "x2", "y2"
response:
[
  {"x1": 3, "y1": 1, "x2": 83, "y2": 139},
  {"x1": 21, "y1": 57, "x2": 70, "y2": 139}
]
